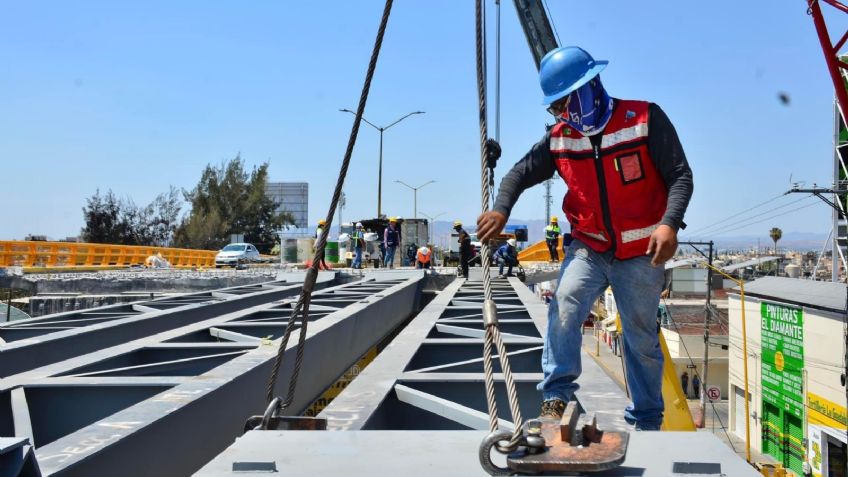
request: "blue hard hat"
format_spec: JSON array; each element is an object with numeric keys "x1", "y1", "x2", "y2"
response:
[{"x1": 539, "y1": 46, "x2": 608, "y2": 106}]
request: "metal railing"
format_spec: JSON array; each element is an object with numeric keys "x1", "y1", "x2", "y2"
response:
[{"x1": 0, "y1": 241, "x2": 217, "y2": 269}]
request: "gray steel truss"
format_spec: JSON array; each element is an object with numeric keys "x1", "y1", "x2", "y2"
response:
[
  {"x1": 318, "y1": 276, "x2": 629, "y2": 432},
  {"x1": 0, "y1": 438, "x2": 41, "y2": 477},
  {"x1": 196, "y1": 277, "x2": 759, "y2": 477},
  {"x1": 0, "y1": 271, "x2": 337, "y2": 377},
  {"x1": 1, "y1": 271, "x2": 425, "y2": 477}
]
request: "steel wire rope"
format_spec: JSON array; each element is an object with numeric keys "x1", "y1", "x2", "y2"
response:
[
  {"x1": 683, "y1": 193, "x2": 787, "y2": 238},
  {"x1": 662, "y1": 297, "x2": 739, "y2": 452},
  {"x1": 474, "y1": 0, "x2": 524, "y2": 447},
  {"x1": 708, "y1": 200, "x2": 820, "y2": 237},
  {"x1": 542, "y1": 0, "x2": 562, "y2": 45},
  {"x1": 686, "y1": 195, "x2": 814, "y2": 239},
  {"x1": 263, "y1": 0, "x2": 395, "y2": 408}
]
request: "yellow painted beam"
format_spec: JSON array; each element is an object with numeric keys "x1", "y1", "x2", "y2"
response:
[{"x1": 659, "y1": 328, "x2": 697, "y2": 431}]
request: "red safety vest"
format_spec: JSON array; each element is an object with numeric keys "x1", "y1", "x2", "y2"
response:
[{"x1": 551, "y1": 100, "x2": 667, "y2": 260}]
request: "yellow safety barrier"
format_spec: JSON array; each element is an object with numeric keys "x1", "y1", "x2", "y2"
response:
[
  {"x1": 517, "y1": 237, "x2": 564, "y2": 262},
  {"x1": 0, "y1": 241, "x2": 217, "y2": 270}
]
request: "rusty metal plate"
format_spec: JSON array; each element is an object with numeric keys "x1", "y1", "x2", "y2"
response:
[{"x1": 507, "y1": 418, "x2": 629, "y2": 473}]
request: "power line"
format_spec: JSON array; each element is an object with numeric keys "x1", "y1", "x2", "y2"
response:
[
  {"x1": 683, "y1": 193, "x2": 786, "y2": 237},
  {"x1": 686, "y1": 195, "x2": 813, "y2": 239},
  {"x1": 710, "y1": 200, "x2": 820, "y2": 237}
]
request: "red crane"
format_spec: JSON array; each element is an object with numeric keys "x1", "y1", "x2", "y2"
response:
[{"x1": 808, "y1": 0, "x2": 848, "y2": 121}]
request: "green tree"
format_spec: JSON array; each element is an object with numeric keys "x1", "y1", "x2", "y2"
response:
[
  {"x1": 81, "y1": 190, "x2": 135, "y2": 244},
  {"x1": 769, "y1": 227, "x2": 782, "y2": 254},
  {"x1": 175, "y1": 155, "x2": 291, "y2": 252},
  {"x1": 82, "y1": 188, "x2": 183, "y2": 246},
  {"x1": 133, "y1": 186, "x2": 183, "y2": 246}
]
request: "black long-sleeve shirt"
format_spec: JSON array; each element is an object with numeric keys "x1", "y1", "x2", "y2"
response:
[{"x1": 493, "y1": 102, "x2": 693, "y2": 231}]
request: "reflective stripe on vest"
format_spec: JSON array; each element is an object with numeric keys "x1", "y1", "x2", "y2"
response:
[
  {"x1": 550, "y1": 99, "x2": 668, "y2": 260},
  {"x1": 621, "y1": 223, "x2": 660, "y2": 243}
]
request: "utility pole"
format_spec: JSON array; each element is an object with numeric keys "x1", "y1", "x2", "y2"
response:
[
  {"x1": 544, "y1": 179, "x2": 552, "y2": 222},
  {"x1": 700, "y1": 241, "x2": 714, "y2": 428},
  {"x1": 339, "y1": 109, "x2": 425, "y2": 218},
  {"x1": 785, "y1": 185, "x2": 848, "y2": 281},
  {"x1": 680, "y1": 240, "x2": 715, "y2": 428}
]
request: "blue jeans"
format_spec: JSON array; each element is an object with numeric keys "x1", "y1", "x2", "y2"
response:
[
  {"x1": 538, "y1": 239, "x2": 665, "y2": 429},
  {"x1": 353, "y1": 246, "x2": 363, "y2": 268},
  {"x1": 383, "y1": 245, "x2": 396, "y2": 268},
  {"x1": 498, "y1": 257, "x2": 514, "y2": 276}
]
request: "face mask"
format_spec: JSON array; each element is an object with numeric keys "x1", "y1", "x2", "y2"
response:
[{"x1": 562, "y1": 76, "x2": 613, "y2": 136}]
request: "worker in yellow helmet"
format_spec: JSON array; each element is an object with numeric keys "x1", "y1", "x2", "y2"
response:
[
  {"x1": 545, "y1": 216, "x2": 561, "y2": 262},
  {"x1": 383, "y1": 217, "x2": 400, "y2": 269},
  {"x1": 315, "y1": 219, "x2": 328, "y2": 269}
]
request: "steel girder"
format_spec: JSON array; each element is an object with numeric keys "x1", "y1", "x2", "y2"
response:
[
  {"x1": 0, "y1": 271, "x2": 424, "y2": 477},
  {"x1": 194, "y1": 430, "x2": 760, "y2": 477},
  {"x1": 0, "y1": 272, "x2": 336, "y2": 377},
  {"x1": 196, "y1": 277, "x2": 758, "y2": 477},
  {"x1": 318, "y1": 276, "x2": 630, "y2": 432}
]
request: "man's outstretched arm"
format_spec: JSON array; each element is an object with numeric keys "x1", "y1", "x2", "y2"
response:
[{"x1": 478, "y1": 131, "x2": 556, "y2": 241}]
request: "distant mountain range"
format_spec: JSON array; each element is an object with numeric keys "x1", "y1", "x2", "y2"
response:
[{"x1": 428, "y1": 220, "x2": 830, "y2": 252}]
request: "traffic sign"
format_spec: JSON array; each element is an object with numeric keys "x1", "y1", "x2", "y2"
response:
[{"x1": 706, "y1": 385, "x2": 721, "y2": 401}]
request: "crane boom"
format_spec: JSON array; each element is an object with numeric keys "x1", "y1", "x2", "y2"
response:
[{"x1": 511, "y1": 0, "x2": 559, "y2": 69}]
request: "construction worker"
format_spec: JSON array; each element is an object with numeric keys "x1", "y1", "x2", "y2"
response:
[
  {"x1": 315, "y1": 219, "x2": 329, "y2": 270},
  {"x1": 476, "y1": 46, "x2": 693, "y2": 430},
  {"x1": 383, "y1": 217, "x2": 400, "y2": 269},
  {"x1": 406, "y1": 242, "x2": 418, "y2": 267},
  {"x1": 454, "y1": 221, "x2": 473, "y2": 278},
  {"x1": 416, "y1": 245, "x2": 432, "y2": 269},
  {"x1": 545, "y1": 216, "x2": 561, "y2": 262},
  {"x1": 351, "y1": 222, "x2": 365, "y2": 269},
  {"x1": 494, "y1": 238, "x2": 518, "y2": 277},
  {"x1": 691, "y1": 373, "x2": 701, "y2": 399}
]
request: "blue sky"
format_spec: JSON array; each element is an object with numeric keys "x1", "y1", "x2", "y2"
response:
[{"x1": 0, "y1": 1, "x2": 842, "y2": 244}]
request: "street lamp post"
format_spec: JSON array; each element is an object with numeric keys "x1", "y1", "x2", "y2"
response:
[
  {"x1": 339, "y1": 109, "x2": 425, "y2": 218},
  {"x1": 419, "y1": 211, "x2": 445, "y2": 247},
  {"x1": 395, "y1": 180, "x2": 435, "y2": 219}
]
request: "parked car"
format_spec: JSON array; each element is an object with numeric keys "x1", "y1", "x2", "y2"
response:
[{"x1": 215, "y1": 243, "x2": 261, "y2": 268}]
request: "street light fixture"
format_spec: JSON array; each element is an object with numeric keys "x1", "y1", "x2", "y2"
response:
[
  {"x1": 339, "y1": 109, "x2": 425, "y2": 218},
  {"x1": 394, "y1": 180, "x2": 435, "y2": 220}
]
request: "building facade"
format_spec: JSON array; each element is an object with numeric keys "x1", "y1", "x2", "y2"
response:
[
  {"x1": 727, "y1": 277, "x2": 847, "y2": 477},
  {"x1": 265, "y1": 182, "x2": 308, "y2": 229}
]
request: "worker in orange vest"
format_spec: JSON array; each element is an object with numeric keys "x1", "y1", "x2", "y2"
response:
[{"x1": 416, "y1": 245, "x2": 432, "y2": 269}]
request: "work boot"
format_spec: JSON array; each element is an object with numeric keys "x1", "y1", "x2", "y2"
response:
[{"x1": 539, "y1": 399, "x2": 566, "y2": 420}]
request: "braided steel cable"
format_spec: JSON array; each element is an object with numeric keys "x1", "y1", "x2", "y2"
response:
[
  {"x1": 264, "y1": 0, "x2": 395, "y2": 406},
  {"x1": 475, "y1": 0, "x2": 523, "y2": 443}
]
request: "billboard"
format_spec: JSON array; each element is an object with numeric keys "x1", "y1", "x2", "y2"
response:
[{"x1": 266, "y1": 182, "x2": 308, "y2": 229}]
